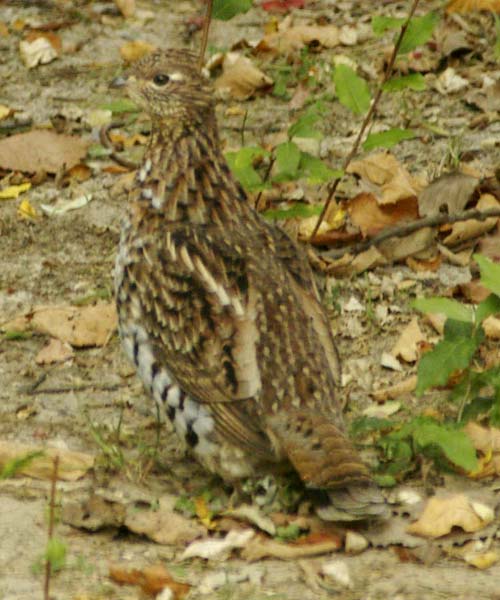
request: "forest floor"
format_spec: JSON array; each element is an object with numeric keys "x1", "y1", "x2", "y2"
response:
[{"x1": 0, "y1": 0, "x2": 499, "y2": 598}]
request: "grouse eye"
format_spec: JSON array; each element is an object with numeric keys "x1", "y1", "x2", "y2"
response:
[{"x1": 153, "y1": 73, "x2": 170, "y2": 86}]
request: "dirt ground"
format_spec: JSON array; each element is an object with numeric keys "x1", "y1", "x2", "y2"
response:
[{"x1": 1, "y1": 1, "x2": 500, "y2": 598}]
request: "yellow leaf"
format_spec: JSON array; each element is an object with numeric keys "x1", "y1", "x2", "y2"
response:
[
  {"x1": 194, "y1": 496, "x2": 216, "y2": 530},
  {"x1": 447, "y1": 0, "x2": 500, "y2": 13},
  {"x1": 18, "y1": 198, "x2": 38, "y2": 219},
  {"x1": 0, "y1": 104, "x2": 11, "y2": 120},
  {"x1": 0, "y1": 182, "x2": 31, "y2": 199}
]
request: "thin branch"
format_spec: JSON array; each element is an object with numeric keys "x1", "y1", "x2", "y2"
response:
[
  {"x1": 25, "y1": 383, "x2": 126, "y2": 396},
  {"x1": 99, "y1": 122, "x2": 138, "y2": 170},
  {"x1": 198, "y1": 0, "x2": 213, "y2": 70},
  {"x1": 323, "y1": 208, "x2": 500, "y2": 259},
  {"x1": 309, "y1": 0, "x2": 422, "y2": 241},
  {"x1": 43, "y1": 455, "x2": 59, "y2": 600}
]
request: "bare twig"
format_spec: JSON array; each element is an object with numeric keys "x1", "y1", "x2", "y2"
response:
[
  {"x1": 198, "y1": 0, "x2": 214, "y2": 70},
  {"x1": 254, "y1": 156, "x2": 276, "y2": 212},
  {"x1": 310, "y1": 0, "x2": 422, "y2": 241},
  {"x1": 323, "y1": 207, "x2": 500, "y2": 259},
  {"x1": 99, "y1": 122, "x2": 139, "y2": 170},
  {"x1": 25, "y1": 383, "x2": 126, "y2": 396},
  {"x1": 43, "y1": 455, "x2": 59, "y2": 600}
]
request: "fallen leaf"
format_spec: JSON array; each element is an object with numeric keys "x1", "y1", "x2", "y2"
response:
[
  {"x1": 347, "y1": 153, "x2": 425, "y2": 205},
  {"x1": 418, "y1": 172, "x2": 478, "y2": 217},
  {"x1": 348, "y1": 193, "x2": 418, "y2": 237},
  {"x1": 19, "y1": 36, "x2": 58, "y2": 68},
  {"x1": 446, "y1": 0, "x2": 500, "y2": 13},
  {"x1": 18, "y1": 198, "x2": 38, "y2": 220},
  {"x1": 109, "y1": 563, "x2": 190, "y2": 598},
  {"x1": 407, "y1": 494, "x2": 494, "y2": 538},
  {"x1": 120, "y1": 40, "x2": 156, "y2": 62},
  {"x1": 378, "y1": 227, "x2": 434, "y2": 262},
  {"x1": 125, "y1": 495, "x2": 205, "y2": 545},
  {"x1": 0, "y1": 104, "x2": 11, "y2": 120},
  {"x1": 371, "y1": 376, "x2": 417, "y2": 401},
  {"x1": 0, "y1": 441, "x2": 94, "y2": 481},
  {"x1": 0, "y1": 182, "x2": 31, "y2": 199},
  {"x1": 215, "y1": 53, "x2": 273, "y2": 100},
  {"x1": 321, "y1": 560, "x2": 353, "y2": 589},
  {"x1": 35, "y1": 338, "x2": 74, "y2": 364},
  {"x1": 115, "y1": 0, "x2": 136, "y2": 17},
  {"x1": 0, "y1": 130, "x2": 88, "y2": 174},
  {"x1": 258, "y1": 23, "x2": 340, "y2": 54},
  {"x1": 242, "y1": 532, "x2": 342, "y2": 560},
  {"x1": 261, "y1": 0, "x2": 305, "y2": 13},
  {"x1": 224, "y1": 504, "x2": 276, "y2": 536},
  {"x1": 391, "y1": 317, "x2": 425, "y2": 362},
  {"x1": 465, "y1": 422, "x2": 500, "y2": 478},
  {"x1": 40, "y1": 193, "x2": 93, "y2": 216},
  {"x1": 435, "y1": 67, "x2": 469, "y2": 94},
  {"x1": 63, "y1": 494, "x2": 126, "y2": 531},
  {"x1": 182, "y1": 529, "x2": 255, "y2": 560},
  {"x1": 442, "y1": 194, "x2": 499, "y2": 246},
  {"x1": 1, "y1": 303, "x2": 117, "y2": 347}
]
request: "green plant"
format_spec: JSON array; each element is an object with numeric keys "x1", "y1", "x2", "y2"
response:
[{"x1": 413, "y1": 255, "x2": 500, "y2": 421}]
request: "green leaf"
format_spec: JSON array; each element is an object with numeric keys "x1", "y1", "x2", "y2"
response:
[
  {"x1": 383, "y1": 73, "x2": 426, "y2": 92},
  {"x1": 3, "y1": 330, "x2": 32, "y2": 341},
  {"x1": 371, "y1": 15, "x2": 406, "y2": 36},
  {"x1": 100, "y1": 98, "x2": 139, "y2": 113},
  {"x1": 412, "y1": 421, "x2": 478, "y2": 471},
  {"x1": 298, "y1": 152, "x2": 343, "y2": 184},
  {"x1": 263, "y1": 203, "x2": 322, "y2": 220},
  {"x1": 0, "y1": 451, "x2": 43, "y2": 479},
  {"x1": 412, "y1": 297, "x2": 473, "y2": 322},
  {"x1": 225, "y1": 146, "x2": 269, "y2": 191},
  {"x1": 416, "y1": 330, "x2": 477, "y2": 396},
  {"x1": 87, "y1": 144, "x2": 112, "y2": 159},
  {"x1": 398, "y1": 12, "x2": 440, "y2": 55},
  {"x1": 333, "y1": 64, "x2": 371, "y2": 116},
  {"x1": 374, "y1": 474, "x2": 397, "y2": 487},
  {"x1": 475, "y1": 254, "x2": 500, "y2": 297},
  {"x1": 274, "y1": 141, "x2": 301, "y2": 181},
  {"x1": 288, "y1": 111, "x2": 322, "y2": 140},
  {"x1": 350, "y1": 416, "x2": 395, "y2": 438},
  {"x1": 212, "y1": 0, "x2": 252, "y2": 20},
  {"x1": 275, "y1": 523, "x2": 302, "y2": 541},
  {"x1": 363, "y1": 128, "x2": 415, "y2": 151},
  {"x1": 45, "y1": 538, "x2": 67, "y2": 572},
  {"x1": 476, "y1": 294, "x2": 500, "y2": 325}
]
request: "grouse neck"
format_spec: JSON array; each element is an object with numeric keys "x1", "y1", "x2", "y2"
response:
[{"x1": 136, "y1": 116, "x2": 249, "y2": 225}]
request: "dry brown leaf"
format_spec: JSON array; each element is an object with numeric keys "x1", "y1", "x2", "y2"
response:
[
  {"x1": 418, "y1": 172, "x2": 478, "y2": 218},
  {"x1": 19, "y1": 36, "x2": 58, "y2": 68},
  {"x1": 447, "y1": 0, "x2": 500, "y2": 13},
  {"x1": 406, "y1": 254, "x2": 442, "y2": 273},
  {"x1": 371, "y1": 375, "x2": 418, "y2": 402},
  {"x1": 2, "y1": 303, "x2": 117, "y2": 347},
  {"x1": 109, "y1": 563, "x2": 190, "y2": 598},
  {"x1": 442, "y1": 193, "x2": 499, "y2": 246},
  {"x1": 62, "y1": 494, "x2": 126, "y2": 531},
  {"x1": 347, "y1": 153, "x2": 425, "y2": 205},
  {"x1": 0, "y1": 441, "x2": 94, "y2": 481},
  {"x1": 119, "y1": 40, "x2": 156, "y2": 62},
  {"x1": 483, "y1": 316, "x2": 500, "y2": 339},
  {"x1": 0, "y1": 130, "x2": 88, "y2": 174},
  {"x1": 378, "y1": 227, "x2": 434, "y2": 262},
  {"x1": 215, "y1": 53, "x2": 273, "y2": 100},
  {"x1": 125, "y1": 495, "x2": 205, "y2": 545},
  {"x1": 391, "y1": 317, "x2": 425, "y2": 363},
  {"x1": 259, "y1": 24, "x2": 340, "y2": 54},
  {"x1": 348, "y1": 193, "x2": 418, "y2": 237},
  {"x1": 407, "y1": 494, "x2": 494, "y2": 538},
  {"x1": 114, "y1": 0, "x2": 136, "y2": 17},
  {"x1": 242, "y1": 532, "x2": 342, "y2": 561},
  {"x1": 35, "y1": 338, "x2": 74, "y2": 364}
]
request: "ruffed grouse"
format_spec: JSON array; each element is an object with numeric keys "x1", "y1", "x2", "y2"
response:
[{"x1": 113, "y1": 49, "x2": 387, "y2": 520}]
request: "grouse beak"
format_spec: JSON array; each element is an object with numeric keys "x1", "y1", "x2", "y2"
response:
[{"x1": 109, "y1": 74, "x2": 135, "y2": 89}]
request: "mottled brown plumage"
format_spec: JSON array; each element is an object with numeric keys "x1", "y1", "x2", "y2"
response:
[{"x1": 113, "y1": 49, "x2": 387, "y2": 520}]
